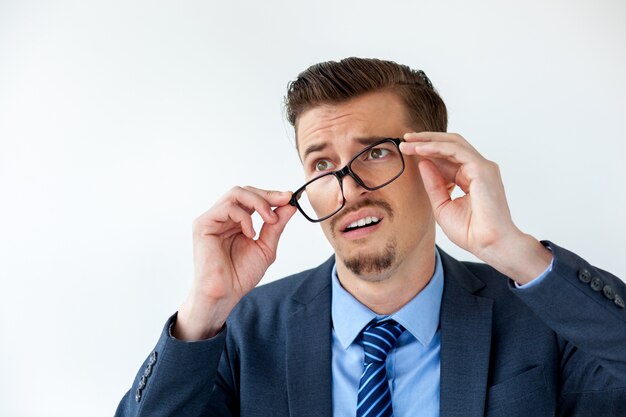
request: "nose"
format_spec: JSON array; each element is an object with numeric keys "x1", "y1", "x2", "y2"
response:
[{"x1": 341, "y1": 174, "x2": 369, "y2": 203}]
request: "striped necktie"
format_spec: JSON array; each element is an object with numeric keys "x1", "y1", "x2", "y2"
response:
[{"x1": 357, "y1": 319, "x2": 405, "y2": 417}]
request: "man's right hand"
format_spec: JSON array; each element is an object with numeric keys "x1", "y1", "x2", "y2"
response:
[{"x1": 173, "y1": 186, "x2": 296, "y2": 341}]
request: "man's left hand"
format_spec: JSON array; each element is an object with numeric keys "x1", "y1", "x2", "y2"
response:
[{"x1": 399, "y1": 131, "x2": 552, "y2": 284}]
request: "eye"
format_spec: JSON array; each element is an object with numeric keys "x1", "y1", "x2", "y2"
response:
[
  {"x1": 314, "y1": 159, "x2": 335, "y2": 172},
  {"x1": 366, "y1": 147, "x2": 390, "y2": 160}
]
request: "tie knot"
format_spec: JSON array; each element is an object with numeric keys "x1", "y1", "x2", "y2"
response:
[{"x1": 361, "y1": 319, "x2": 405, "y2": 364}]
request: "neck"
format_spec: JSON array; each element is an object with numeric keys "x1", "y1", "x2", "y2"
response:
[{"x1": 336, "y1": 235, "x2": 437, "y2": 315}]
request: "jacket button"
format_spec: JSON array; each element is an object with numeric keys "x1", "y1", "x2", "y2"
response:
[
  {"x1": 578, "y1": 269, "x2": 592, "y2": 283},
  {"x1": 615, "y1": 294, "x2": 625, "y2": 309},
  {"x1": 135, "y1": 388, "x2": 142, "y2": 402},
  {"x1": 148, "y1": 351, "x2": 158, "y2": 366},
  {"x1": 590, "y1": 277, "x2": 604, "y2": 292},
  {"x1": 602, "y1": 285, "x2": 615, "y2": 300},
  {"x1": 143, "y1": 364, "x2": 153, "y2": 378},
  {"x1": 138, "y1": 376, "x2": 147, "y2": 390}
]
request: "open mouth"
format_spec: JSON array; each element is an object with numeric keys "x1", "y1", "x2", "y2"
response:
[{"x1": 343, "y1": 216, "x2": 381, "y2": 232}]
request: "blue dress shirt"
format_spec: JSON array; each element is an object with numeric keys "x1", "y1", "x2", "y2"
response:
[
  {"x1": 330, "y1": 248, "x2": 554, "y2": 417},
  {"x1": 331, "y1": 249, "x2": 444, "y2": 417}
]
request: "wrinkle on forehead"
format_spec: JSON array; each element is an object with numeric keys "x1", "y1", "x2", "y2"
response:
[
  {"x1": 294, "y1": 90, "x2": 413, "y2": 159},
  {"x1": 296, "y1": 108, "x2": 375, "y2": 157},
  {"x1": 299, "y1": 111, "x2": 366, "y2": 144},
  {"x1": 298, "y1": 104, "x2": 354, "y2": 132}
]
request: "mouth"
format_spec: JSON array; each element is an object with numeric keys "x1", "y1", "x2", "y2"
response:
[
  {"x1": 340, "y1": 216, "x2": 383, "y2": 240},
  {"x1": 337, "y1": 209, "x2": 386, "y2": 241},
  {"x1": 342, "y1": 216, "x2": 381, "y2": 232},
  {"x1": 330, "y1": 199, "x2": 394, "y2": 240}
]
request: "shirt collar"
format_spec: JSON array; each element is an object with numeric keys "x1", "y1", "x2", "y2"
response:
[{"x1": 331, "y1": 248, "x2": 444, "y2": 349}]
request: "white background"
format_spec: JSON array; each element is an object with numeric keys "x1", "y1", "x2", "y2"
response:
[{"x1": 1, "y1": 1, "x2": 625, "y2": 416}]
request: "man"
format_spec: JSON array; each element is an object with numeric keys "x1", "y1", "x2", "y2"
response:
[{"x1": 115, "y1": 58, "x2": 626, "y2": 416}]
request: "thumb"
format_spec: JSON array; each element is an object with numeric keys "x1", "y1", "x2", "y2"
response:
[
  {"x1": 257, "y1": 204, "x2": 297, "y2": 255},
  {"x1": 418, "y1": 159, "x2": 452, "y2": 217}
]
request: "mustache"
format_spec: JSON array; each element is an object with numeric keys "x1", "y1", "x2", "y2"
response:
[{"x1": 329, "y1": 198, "x2": 394, "y2": 231}]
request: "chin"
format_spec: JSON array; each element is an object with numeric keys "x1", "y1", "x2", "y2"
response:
[{"x1": 340, "y1": 239, "x2": 398, "y2": 278}]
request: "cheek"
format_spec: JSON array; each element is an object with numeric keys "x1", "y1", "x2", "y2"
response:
[
  {"x1": 399, "y1": 159, "x2": 429, "y2": 199},
  {"x1": 391, "y1": 164, "x2": 433, "y2": 220},
  {"x1": 403, "y1": 155, "x2": 423, "y2": 181},
  {"x1": 307, "y1": 182, "x2": 344, "y2": 219},
  {"x1": 320, "y1": 221, "x2": 337, "y2": 246}
]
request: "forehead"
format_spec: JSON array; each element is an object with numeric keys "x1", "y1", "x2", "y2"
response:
[{"x1": 296, "y1": 90, "x2": 411, "y2": 157}]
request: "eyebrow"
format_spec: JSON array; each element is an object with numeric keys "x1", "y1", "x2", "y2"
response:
[
  {"x1": 356, "y1": 136, "x2": 387, "y2": 146},
  {"x1": 302, "y1": 143, "x2": 328, "y2": 161},
  {"x1": 302, "y1": 137, "x2": 387, "y2": 161}
]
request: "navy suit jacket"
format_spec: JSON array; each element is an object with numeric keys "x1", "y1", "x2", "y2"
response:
[{"x1": 116, "y1": 242, "x2": 626, "y2": 416}]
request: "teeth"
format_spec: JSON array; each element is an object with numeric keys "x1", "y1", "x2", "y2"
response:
[{"x1": 346, "y1": 216, "x2": 380, "y2": 230}]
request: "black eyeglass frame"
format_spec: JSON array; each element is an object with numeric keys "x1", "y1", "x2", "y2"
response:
[{"x1": 289, "y1": 138, "x2": 405, "y2": 223}]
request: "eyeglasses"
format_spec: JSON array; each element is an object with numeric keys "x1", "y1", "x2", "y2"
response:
[{"x1": 289, "y1": 138, "x2": 405, "y2": 222}]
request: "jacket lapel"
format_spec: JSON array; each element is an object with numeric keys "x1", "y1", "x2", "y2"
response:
[
  {"x1": 439, "y1": 249, "x2": 494, "y2": 417},
  {"x1": 286, "y1": 257, "x2": 334, "y2": 417},
  {"x1": 283, "y1": 251, "x2": 495, "y2": 417}
]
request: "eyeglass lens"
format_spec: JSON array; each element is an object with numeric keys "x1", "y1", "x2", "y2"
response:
[{"x1": 295, "y1": 140, "x2": 404, "y2": 221}]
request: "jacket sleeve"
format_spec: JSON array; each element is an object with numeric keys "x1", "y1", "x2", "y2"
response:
[
  {"x1": 114, "y1": 313, "x2": 236, "y2": 417},
  {"x1": 511, "y1": 241, "x2": 626, "y2": 414}
]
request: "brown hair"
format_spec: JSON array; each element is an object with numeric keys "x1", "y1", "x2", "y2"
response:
[{"x1": 285, "y1": 57, "x2": 448, "y2": 136}]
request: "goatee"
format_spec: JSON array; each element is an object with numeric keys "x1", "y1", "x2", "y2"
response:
[{"x1": 342, "y1": 238, "x2": 397, "y2": 278}]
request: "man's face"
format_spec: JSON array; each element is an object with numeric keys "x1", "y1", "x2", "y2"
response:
[{"x1": 296, "y1": 90, "x2": 436, "y2": 280}]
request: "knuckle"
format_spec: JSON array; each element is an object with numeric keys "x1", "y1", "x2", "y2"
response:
[
  {"x1": 487, "y1": 160, "x2": 500, "y2": 172},
  {"x1": 223, "y1": 200, "x2": 239, "y2": 213},
  {"x1": 474, "y1": 160, "x2": 498, "y2": 177},
  {"x1": 192, "y1": 216, "x2": 211, "y2": 237},
  {"x1": 192, "y1": 210, "x2": 213, "y2": 227},
  {"x1": 230, "y1": 185, "x2": 243, "y2": 194},
  {"x1": 223, "y1": 187, "x2": 242, "y2": 202}
]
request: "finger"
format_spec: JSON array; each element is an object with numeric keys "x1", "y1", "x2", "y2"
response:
[
  {"x1": 223, "y1": 186, "x2": 288, "y2": 224},
  {"x1": 402, "y1": 131, "x2": 435, "y2": 143},
  {"x1": 418, "y1": 159, "x2": 453, "y2": 217},
  {"x1": 257, "y1": 204, "x2": 297, "y2": 258},
  {"x1": 402, "y1": 141, "x2": 481, "y2": 166},
  {"x1": 401, "y1": 132, "x2": 478, "y2": 159},
  {"x1": 419, "y1": 160, "x2": 452, "y2": 220},
  {"x1": 403, "y1": 131, "x2": 472, "y2": 146},
  {"x1": 242, "y1": 186, "x2": 293, "y2": 207},
  {"x1": 195, "y1": 202, "x2": 257, "y2": 238},
  {"x1": 225, "y1": 205, "x2": 257, "y2": 238},
  {"x1": 426, "y1": 157, "x2": 460, "y2": 181}
]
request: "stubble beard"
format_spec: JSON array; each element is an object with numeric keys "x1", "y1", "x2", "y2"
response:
[{"x1": 342, "y1": 237, "x2": 398, "y2": 280}]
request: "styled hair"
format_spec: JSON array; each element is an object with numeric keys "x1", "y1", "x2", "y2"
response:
[{"x1": 284, "y1": 57, "x2": 448, "y2": 135}]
